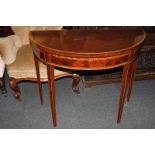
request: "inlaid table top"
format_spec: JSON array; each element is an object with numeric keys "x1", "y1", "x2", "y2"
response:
[
  {"x1": 29, "y1": 29, "x2": 146, "y2": 54},
  {"x1": 30, "y1": 29, "x2": 146, "y2": 70}
]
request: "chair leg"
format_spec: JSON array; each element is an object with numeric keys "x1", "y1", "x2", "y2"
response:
[
  {"x1": 0, "y1": 77, "x2": 7, "y2": 96},
  {"x1": 9, "y1": 77, "x2": 21, "y2": 100},
  {"x1": 72, "y1": 73, "x2": 80, "y2": 94},
  {"x1": 127, "y1": 59, "x2": 137, "y2": 102},
  {"x1": 117, "y1": 63, "x2": 130, "y2": 123},
  {"x1": 33, "y1": 54, "x2": 43, "y2": 104}
]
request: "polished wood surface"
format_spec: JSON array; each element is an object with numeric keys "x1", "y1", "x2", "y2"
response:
[
  {"x1": 30, "y1": 29, "x2": 145, "y2": 53},
  {"x1": 29, "y1": 29, "x2": 146, "y2": 126},
  {"x1": 30, "y1": 29, "x2": 145, "y2": 70}
]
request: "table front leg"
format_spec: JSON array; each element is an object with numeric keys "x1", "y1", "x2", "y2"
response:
[
  {"x1": 117, "y1": 63, "x2": 130, "y2": 123},
  {"x1": 33, "y1": 54, "x2": 43, "y2": 105},
  {"x1": 47, "y1": 65, "x2": 57, "y2": 127},
  {"x1": 127, "y1": 59, "x2": 137, "y2": 102}
]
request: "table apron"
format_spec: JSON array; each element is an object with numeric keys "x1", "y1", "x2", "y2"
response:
[{"x1": 41, "y1": 53, "x2": 133, "y2": 70}]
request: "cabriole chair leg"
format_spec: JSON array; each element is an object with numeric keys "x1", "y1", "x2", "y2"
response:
[
  {"x1": 72, "y1": 73, "x2": 80, "y2": 94},
  {"x1": 9, "y1": 77, "x2": 21, "y2": 100},
  {"x1": 0, "y1": 77, "x2": 7, "y2": 96}
]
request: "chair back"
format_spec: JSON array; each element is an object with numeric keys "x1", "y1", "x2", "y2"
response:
[{"x1": 11, "y1": 26, "x2": 62, "y2": 45}]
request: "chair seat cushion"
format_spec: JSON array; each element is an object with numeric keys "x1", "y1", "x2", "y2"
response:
[{"x1": 7, "y1": 45, "x2": 69, "y2": 79}]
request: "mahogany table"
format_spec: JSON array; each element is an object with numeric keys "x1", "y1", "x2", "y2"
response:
[{"x1": 29, "y1": 29, "x2": 146, "y2": 127}]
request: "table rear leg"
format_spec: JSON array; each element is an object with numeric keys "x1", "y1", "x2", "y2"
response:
[
  {"x1": 117, "y1": 63, "x2": 130, "y2": 123},
  {"x1": 34, "y1": 54, "x2": 43, "y2": 105}
]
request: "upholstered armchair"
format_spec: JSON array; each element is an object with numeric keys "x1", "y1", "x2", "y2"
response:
[
  {"x1": 0, "y1": 54, "x2": 6, "y2": 95},
  {"x1": 0, "y1": 26, "x2": 80, "y2": 102}
]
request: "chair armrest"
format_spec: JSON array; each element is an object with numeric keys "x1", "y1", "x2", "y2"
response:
[
  {"x1": 45, "y1": 26, "x2": 63, "y2": 30},
  {"x1": 0, "y1": 35, "x2": 22, "y2": 65}
]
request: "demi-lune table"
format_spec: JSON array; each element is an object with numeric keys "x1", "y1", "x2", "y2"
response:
[{"x1": 29, "y1": 29, "x2": 146, "y2": 127}]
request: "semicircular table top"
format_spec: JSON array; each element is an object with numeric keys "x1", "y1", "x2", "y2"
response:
[{"x1": 29, "y1": 29, "x2": 146, "y2": 57}]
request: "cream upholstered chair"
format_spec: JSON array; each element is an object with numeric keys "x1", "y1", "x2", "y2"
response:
[
  {"x1": 0, "y1": 54, "x2": 6, "y2": 95},
  {"x1": 0, "y1": 26, "x2": 80, "y2": 102}
]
